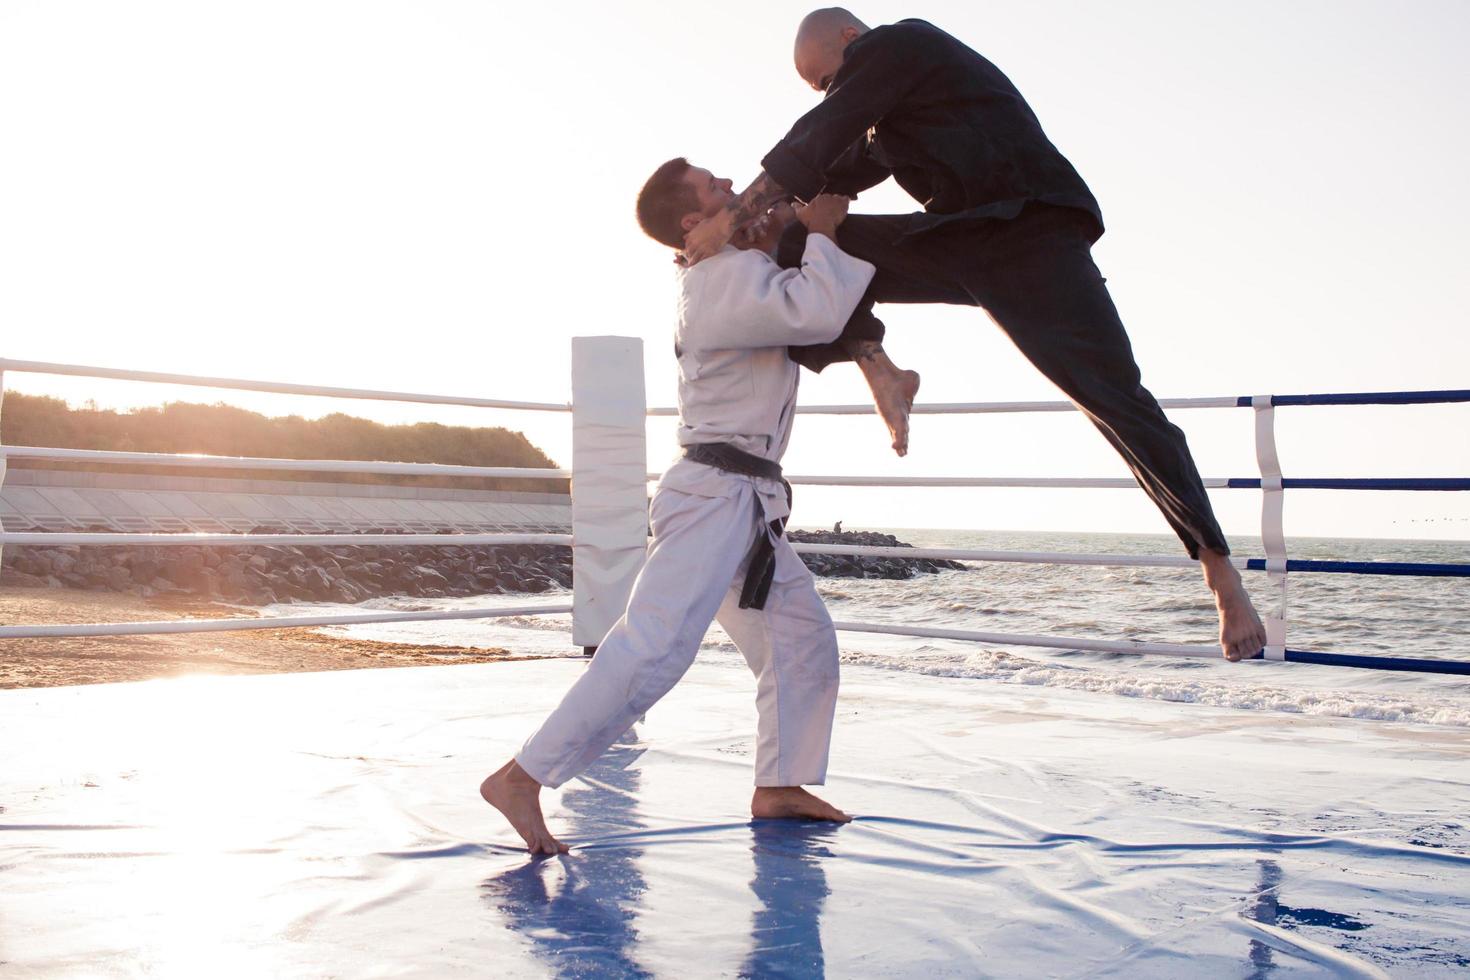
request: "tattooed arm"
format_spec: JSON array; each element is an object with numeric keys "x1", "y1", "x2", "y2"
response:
[{"x1": 682, "y1": 171, "x2": 791, "y2": 265}]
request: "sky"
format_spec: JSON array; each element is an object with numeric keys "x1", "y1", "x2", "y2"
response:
[{"x1": 2, "y1": 0, "x2": 1468, "y2": 542}]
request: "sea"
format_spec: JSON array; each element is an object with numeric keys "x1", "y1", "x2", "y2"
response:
[{"x1": 262, "y1": 529, "x2": 1470, "y2": 730}]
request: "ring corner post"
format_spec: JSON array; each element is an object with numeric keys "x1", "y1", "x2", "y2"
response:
[
  {"x1": 1251, "y1": 394, "x2": 1288, "y2": 660},
  {"x1": 570, "y1": 337, "x2": 649, "y2": 654},
  {"x1": 0, "y1": 367, "x2": 7, "y2": 574}
]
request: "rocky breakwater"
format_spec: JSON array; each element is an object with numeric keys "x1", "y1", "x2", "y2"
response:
[
  {"x1": 0, "y1": 525, "x2": 571, "y2": 605},
  {"x1": 0, "y1": 526, "x2": 964, "y2": 603},
  {"x1": 787, "y1": 529, "x2": 966, "y2": 579}
]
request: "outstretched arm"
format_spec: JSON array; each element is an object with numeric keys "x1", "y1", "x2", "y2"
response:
[
  {"x1": 823, "y1": 138, "x2": 891, "y2": 197},
  {"x1": 685, "y1": 26, "x2": 920, "y2": 265},
  {"x1": 683, "y1": 172, "x2": 790, "y2": 265}
]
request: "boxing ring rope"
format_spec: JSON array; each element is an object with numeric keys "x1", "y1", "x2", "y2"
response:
[
  {"x1": 648, "y1": 383, "x2": 1470, "y2": 675},
  {"x1": 644, "y1": 389, "x2": 1470, "y2": 417},
  {"x1": 0, "y1": 356, "x2": 584, "y2": 643},
  {"x1": 0, "y1": 446, "x2": 571, "y2": 481},
  {"x1": 0, "y1": 358, "x2": 571, "y2": 413},
  {"x1": 0, "y1": 532, "x2": 572, "y2": 548},
  {"x1": 2, "y1": 346, "x2": 1467, "y2": 674},
  {"x1": 0, "y1": 604, "x2": 573, "y2": 640}
]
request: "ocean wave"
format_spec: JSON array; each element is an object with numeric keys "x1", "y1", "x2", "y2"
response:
[
  {"x1": 839, "y1": 649, "x2": 1470, "y2": 728},
  {"x1": 259, "y1": 530, "x2": 1469, "y2": 724}
]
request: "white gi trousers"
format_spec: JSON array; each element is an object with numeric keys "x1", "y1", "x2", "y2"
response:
[{"x1": 516, "y1": 475, "x2": 840, "y2": 789}]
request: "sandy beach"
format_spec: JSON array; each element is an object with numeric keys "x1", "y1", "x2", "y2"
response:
[{"x1": 0, "y1": 586, "x2": 535, "y2": 689}]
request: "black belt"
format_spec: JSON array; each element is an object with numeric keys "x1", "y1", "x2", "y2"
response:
[{"x1": 681, "y1": 443, "x2": 792, "y2": 610}]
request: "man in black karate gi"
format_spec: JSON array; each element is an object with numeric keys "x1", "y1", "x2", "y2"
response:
[{"x1": 683, "y1": 8, "x2": 1266, "y2": 662}]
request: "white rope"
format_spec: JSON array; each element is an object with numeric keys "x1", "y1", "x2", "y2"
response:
[
  {"x1": 1253, "y1": 394, "x2": 1288, "y2": 661},
  {"x1": 790, "y1": 475, "x2": 1235, "y2": 488},
  {"x1": 0, "y1": 358, "x2": 571, "y2": 413},
  {"x1": 645, "y1": 472, "x2": 1232, "y2": 489},
  {"x1": 0, "y1": 445, "x2": 571, "y2": 480},
  {"x1": 832, "y1": 620, "x2": 1221, "y2": 658},
  {"x1": 0, "y1": 603, "x2": 572, "y2": 639},
  {"x1": 646, "y1": 396, "x2": 1242, "y2": 417},
  {"x1": 0, "y1": 532, "x2": 572, "y2": 547},
  {"x1": 788, "y1": 542, "x2": 1248, "y2": 570}
]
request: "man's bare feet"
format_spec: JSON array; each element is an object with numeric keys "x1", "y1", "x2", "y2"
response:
[
  {"x1": 751, "y1": 786, "x2": 852, "y2": 822},
  {"x1": 1199, "y1": 549, "x2": 1267, "y2": 662},
  {"x1": 479, "y1": 759, "x2": 568, "y2": 855},
  {"x1": 852, "y1": 343, "x2": 921, "y2": 456}
]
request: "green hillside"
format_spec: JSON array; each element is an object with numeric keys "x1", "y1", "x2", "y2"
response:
[{"x1": 0, "y1": 393, "x2": 567, "y2": 494}]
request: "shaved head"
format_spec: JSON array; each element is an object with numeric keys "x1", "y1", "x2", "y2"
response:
[{"x1": 794, "y1": 7, "x2": 869, "y2": 92}]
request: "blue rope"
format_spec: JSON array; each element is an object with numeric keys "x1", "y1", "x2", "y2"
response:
[
  {"x1": 1234, "y1": 390, "x2": 1470, "y2": 407},
  {"x1": 1226, "y1": 477, "x2": 1470, "y2": 491},
  {"x1": 1280, "y1": 649, "x2": 1470, "y2": 676},
  {"x1": 1242, "y1": 558, "x2": 1470, "y2": 578}
]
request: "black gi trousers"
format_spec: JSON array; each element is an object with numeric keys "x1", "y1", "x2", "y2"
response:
[{"x1": 784, "y1": 203, "x2": 1229, "y2": 559}]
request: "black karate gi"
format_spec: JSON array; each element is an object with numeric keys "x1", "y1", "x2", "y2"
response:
[{"x1": 775, "y1": 19, "x2": 1228, "y2": 558}]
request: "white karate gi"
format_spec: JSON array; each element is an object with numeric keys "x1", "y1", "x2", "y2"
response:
[{"x1": 516, "y1": 232, "x2": 875, "y2": 788}]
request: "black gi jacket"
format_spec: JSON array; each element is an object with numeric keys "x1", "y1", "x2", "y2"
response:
[{"x1": 761, "y1": 19, "x2": 1103, "y2": 238}]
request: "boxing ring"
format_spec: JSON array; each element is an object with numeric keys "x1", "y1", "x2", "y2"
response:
[
  {"x1": 2, "y1": 341, "x2": 1467, "y2": 674},
  {"x1": 3, "y1": 341, "x2": 1468, "y2": 977}
]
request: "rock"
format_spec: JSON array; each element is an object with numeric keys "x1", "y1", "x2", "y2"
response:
[
  {"x1": 303, "y1": 566, "x2": 334, "y2": 599},
  {"x1": 130, "y1": 559, "x2": 162, "y2": 584},
  {"x1": 0, "y1": 568, "x2": 49, "y2": 588},
  {"x1": 9, "y1": 554, "x2": 45, "y2": 577},
  {"x1": 414, "y1": 565, "x2": 448, "y2": 587},
  {"x1": 221, "y1": 565, "x2": 252, "y2": 593},
  {"x1": 4, "y1": 531, "x2": 583, "y2": 603},
  {"x1": 329, "y1": 579, "x2": 361, "y2": 604},
  {"x1": 785, "y1": 529, "x2": 966, "y2": 580},
  {"x1": 164, "y1": 551, "x2": 207, "y2": 586}
]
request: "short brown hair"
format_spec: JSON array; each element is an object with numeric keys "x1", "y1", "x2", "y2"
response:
[{"x1": 636, "y1": 157, "x2": 699, "y2": 249}]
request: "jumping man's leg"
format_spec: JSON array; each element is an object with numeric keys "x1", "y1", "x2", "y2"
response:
[
  {"x1": 781, "y1": 221, "x2": 921, "y2": 456},
  {"x1": 715, "y1": 537, "x2": 849, "y2": 822},
  {"x1": 944, "y1": 207, "x2": 1266, "y2": 661},
  {"x1": 481, "y1": 483, "x2": 761, "y2": 853},
  {"x1": 847, "y1": 339, "x2": 921, "y2": 457},
  {"x1": 788, "y1": 206, "x2": 1266, "y2": 659},
  {"x1": 1198, "y1": 548, "x2": 1265, "y2": 662}
]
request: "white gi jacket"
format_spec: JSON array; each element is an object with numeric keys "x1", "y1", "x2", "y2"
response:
[
  {"x1": 660, "y1": 232, "x2": 877, "y2": 520},
  {"x1": 515, "y1": 231, "x2": 876, "y2": 790}
]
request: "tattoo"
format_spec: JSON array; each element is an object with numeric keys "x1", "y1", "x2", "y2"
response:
[
  {"x1": 848, "y1": 339, "x2": 884, "y2": 363},
  {"x1": 725, "y1": 172, "x2": 788, "y2": 228}
]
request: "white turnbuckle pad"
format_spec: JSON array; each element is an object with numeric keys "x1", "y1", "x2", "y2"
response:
[
  {"x1": 1252, "y1": 395, "x2": 1287, "y2": 660},
  {"x1": 571, "y1": 337, "x2": 650, "y2": 650}
]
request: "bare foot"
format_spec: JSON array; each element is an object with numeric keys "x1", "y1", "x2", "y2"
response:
[
  {"x1": 1200, "y1": 550, "x2": 1267, "y2": 662},
  {"x1": 852, "y1": 344, "x2": 920, "y2": 456},
  {"x1": 875, "y1": 368, "x2": 921, "y2": 457},
  {"x1": 751, "y1": 786, "x2": 852, "y2": 822},
  {"x1": 479, "y1": 759, "x2": 568, "y2": 855}
]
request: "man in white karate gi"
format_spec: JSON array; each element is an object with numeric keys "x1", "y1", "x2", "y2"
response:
[{"x1": 480, "y1": 160, "x2": 874, "y2": 855}]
